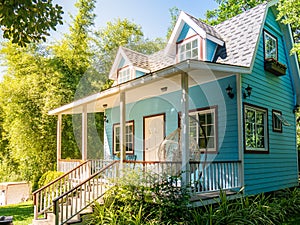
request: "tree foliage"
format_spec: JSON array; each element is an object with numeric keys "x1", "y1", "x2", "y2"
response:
[
  {"x1": 0, "y1": 0, "x2": 63, "y2": 47},
  {"x1": 203, "y1": 0, "x2": 266, "y2": 25},
  {"x1": 0, "y1": 0, "x2": 97, "y2": 184},
  {"x1": 0, "y1": 0, "x2": 166, "y2": 186},
  {"x1": 277, "y1": 0, "x2": 300, "y2": 61}
]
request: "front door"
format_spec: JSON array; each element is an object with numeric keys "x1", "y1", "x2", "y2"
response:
[{"x1": 144, "y1": 114, "x2": 165, "y2": 161}]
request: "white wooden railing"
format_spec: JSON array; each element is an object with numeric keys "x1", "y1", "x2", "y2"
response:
[
  {"x1": 35, "y1": 159, "x2": 241, "y2": 224},
  {"x1": 53, "y1": 161, "x2": 119, "y2": 225},
  {"x1": 33, "y1": 159, "x2": 113, "y2": 220}
]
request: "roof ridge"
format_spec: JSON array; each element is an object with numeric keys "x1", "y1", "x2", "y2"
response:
[
  {"x1": 120, "y1": 46, "x2": 149, "y2": 57},
  {"x1": 184, "y1": 11, "x2": 216, "y2": 30}
]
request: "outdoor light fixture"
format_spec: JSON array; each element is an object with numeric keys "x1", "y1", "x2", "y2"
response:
[
  {"x1": 243, "y1": 85, "x2": 252, "y2": 99},
  {"x1": 225, "y1": 84, "x2": 234, "y2": 99},
  {"x1": 161, "y1": 86, "x2": 168, "y2": 92},
  {"x1": 103, "y1": 104, "x2": 108, "y2": 123},
  {"x1": 103, "y1": 114, "x2": 108, "y2": 123}
]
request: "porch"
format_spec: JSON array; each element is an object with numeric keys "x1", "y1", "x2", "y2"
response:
[{"x1": 32, "y1": 158, "x2": 241, "y2": 224}]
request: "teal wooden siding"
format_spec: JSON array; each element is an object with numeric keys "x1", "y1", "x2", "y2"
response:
[
  {"x1": 177, "y1": 23, "x2": 191, "y2": 42},
  {"x1": 206, "y1": 39, "x2": 217, "y2": 61},
  {"x1": 242, "y1": 9, "x2": 298, "y2": 195},
  {"x1": 136, "y1": 70, "x2": 145, "y2": 78},
  {"x1": 105, "y1": 75, "x2": 239, "y2": 162},
  {"x1": 118, "y1": 58, "x2": 125, "y2": 68}
]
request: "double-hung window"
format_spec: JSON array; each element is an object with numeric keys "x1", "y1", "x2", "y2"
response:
[
  {"x1": 118, "y1": 67, "x2": 131, "y2": 84},
  {"x1": 264, "y1": 30, "x2": 277, "y2": 60},
  {"x1": 189, "y1": 107, "x2": 217, "y2": 152},
  {"x1": 113, "y1": 121, "x2": 134, "y2": 155},
  {"x1": 178, "y1": 36, "x2": 199, "y2": 62},
  {"x1": 244, "y1": 104, "x2": 268, "y2": 152}
]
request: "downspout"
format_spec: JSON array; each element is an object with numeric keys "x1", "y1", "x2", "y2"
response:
[{"x1": 237, "y1": 74, "x2": 245, "y2": 191}]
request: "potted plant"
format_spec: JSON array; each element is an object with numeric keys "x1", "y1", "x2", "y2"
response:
[{"x1": 264, "y1": 58, "x2": 287, "y2": 76}]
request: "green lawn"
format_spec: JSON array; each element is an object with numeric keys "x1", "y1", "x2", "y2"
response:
[{"x1": 0, "y1": 201, "x2": 33, "y2": 225}]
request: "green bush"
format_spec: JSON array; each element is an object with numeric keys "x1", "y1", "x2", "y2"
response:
[
  {"x1": 89, "y1": 170, "x2": 190, "y2": 225},
  {"x1": 38, "y1": 170, "x2": 64, "y2": 189},
  {"x1": 88, "y1": 170, "x2": 300, "y2": 225}
]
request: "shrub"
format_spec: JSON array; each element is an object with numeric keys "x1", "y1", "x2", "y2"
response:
[
  {"x1": 38, "y1": 170, "x2": 64, "y2": 188},
  {"x1": 90, "y1": 169, "x2": 190, "y2": 225}
]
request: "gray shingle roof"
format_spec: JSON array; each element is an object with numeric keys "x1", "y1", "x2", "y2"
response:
[
  {"x1": 214, "y1": 3, "x2": 267, "y2": 67},
  {"x1": 186, "y1": 13, "x2": 223, "y2": 41},
  {"x1": 121, "y1": 3, "x2": 268, "y2": 72},
  {"x1": 121, "y1": 47, "x2": 174, "y2": 72},
  {"x1": 148, "y1": 49, "x2": 175, "y2": 71},
  {"x1": 121, "y1": 47, "x2": 150, "y2": 69}
]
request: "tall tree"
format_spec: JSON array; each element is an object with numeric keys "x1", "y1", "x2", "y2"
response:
[
  {"x1": 277, "y1": 0, "x2": 300, "y2": 61},
  {"x1": 0, "y1": 0, "x2": 63, "y2": 47},
  {"x1": 0, "y1": 0, "x2": 97, "y2": 186},
  {"x1": 166, "y1": 7, "x2": 180, "y2": 40}
]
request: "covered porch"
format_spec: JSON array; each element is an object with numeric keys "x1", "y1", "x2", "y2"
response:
[{"x1": 49, "y1": 59, "x2": 246, "y2": 190}]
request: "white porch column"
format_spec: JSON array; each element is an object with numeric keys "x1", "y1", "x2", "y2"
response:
[
  {"x1": 57, "y1": 114, "x2": 62, "y2": 171},
  {"x1": 82, "y1": 105, "x2": 88, "y2": 161},
  {"x1": 119, "y1": 91, "x2": 126, "y2": 168},
  {"x1": 181, "y1": 72, "x2": 190, "y2": 186}
]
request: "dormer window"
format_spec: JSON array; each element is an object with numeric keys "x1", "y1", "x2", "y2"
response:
[
  {"x1": 177, "y1": 36, "x2": 200, "y2": 62},
  {"x1": 264, "y1": 31, "x2": 277, "y2": 60},
  {"x1": 118, "y1": 67, "x2": 131, "y2": 84}
]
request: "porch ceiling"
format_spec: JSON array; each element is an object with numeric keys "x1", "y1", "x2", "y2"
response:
[{"x1": 49, "y1": 60, "x2": 249, "y2": 115}]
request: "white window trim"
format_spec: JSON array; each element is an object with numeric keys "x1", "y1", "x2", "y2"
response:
[
  {"x1": 189, "y1": 107, "x2": 217, "y2": 152},
  {"x1": 117, "y1": 67, "x2": 132, "y2": 84},
  {"x1": 113, "y1": 121, "x2": 134, "y2": 155},
  {"x1": 264, "y1": 31, "x2": 277, "y2": 60},
  {"x1": 244, "y1": 104, "x2": 268, "y2": 152},
  {"x1": 177, "y1": 35, "x2": 201, "y2": 62}
]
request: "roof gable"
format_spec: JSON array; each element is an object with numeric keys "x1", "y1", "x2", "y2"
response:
[
  {"x1": 166, "y1": 11, "x2": 224, "y2": 56},
  {"x1": 109, "y1": 47, "x2": 150, "y2": 80}
]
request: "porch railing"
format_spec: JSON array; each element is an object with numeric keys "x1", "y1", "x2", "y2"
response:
[
  {"x1": 189, "y1": 160, "x2": 241, "y2": 193},
  {"x1": 33, "y1": 159, "x2": 113, "y2": 220},
  {"x1": 53, "y1": 161, "x2": 119, "y2": 225},
  {"x1": 38, "y1": 159, "x2": 241, "y2": 224},
  {"x1": 58, "y1": 159, "x2": 82, "y2": 173},
  {"x1": 123, "y1": 160, "x2": 241, "y2": 193}
]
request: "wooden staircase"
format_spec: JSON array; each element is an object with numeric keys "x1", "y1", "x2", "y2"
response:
[{"x1": 32, "y1": 160, "x2": 116, "y2": 225}]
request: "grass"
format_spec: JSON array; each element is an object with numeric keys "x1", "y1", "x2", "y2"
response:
[
  {"x1": 0, "y1": 201, "x2": 33, "y2": 225},
  {"x1": 283, "y1": 215, "x2": 300, "y2": 225}
]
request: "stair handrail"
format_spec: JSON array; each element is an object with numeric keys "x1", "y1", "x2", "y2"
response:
[
  {"x1": 33, "y1": 160, "x2": 91, "y2": 220},
  {"x1": 53, "y1": 160, "x2": 119, "y2": 225}
]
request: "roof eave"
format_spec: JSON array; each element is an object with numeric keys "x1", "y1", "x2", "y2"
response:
[{"x1": 49, "y1": 60, "x2": 250, "y2": 115}]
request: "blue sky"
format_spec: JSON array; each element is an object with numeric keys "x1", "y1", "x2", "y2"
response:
[{"x1": 52, "y1": 0, "x2": 218, "y2": 40}]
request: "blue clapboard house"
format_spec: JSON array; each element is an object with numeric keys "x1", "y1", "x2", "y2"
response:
[{"x1": 33, "y1": 2, "x2": 300, "y2": 224}]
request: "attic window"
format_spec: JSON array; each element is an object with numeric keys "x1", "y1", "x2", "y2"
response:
[
  {"x1": 177, "y1": 36, "x2": 200, "y2": 62},
  {"x1": 118, "y1": 67, "x2": 131, "y2": 84},
  {"x1": 264, "y1": 31, "x2": 277, "y2": 60}
]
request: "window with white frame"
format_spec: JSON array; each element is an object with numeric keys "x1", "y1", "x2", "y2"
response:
[
  {"x1": 272, "y1": 110, "x2": 282, "y2": 132},
  {"x1": 189, "y1": 107, "x2": 217, "y2": 152},
  {"x1": 113, "y1": 121, "x2": 134, "y2": 154},
  {"x1": 178, "y1": 36, "x2": 199, "y2": 62},
  {"x1": 244, "y1": 104, "x2": 268, "y2": 152},
  {"x1": 264, "y1": 31, "x2": 277, "y2": 60},
  {"x1": 118, "y1": 67, "x2": 131, "y2": 84}
]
